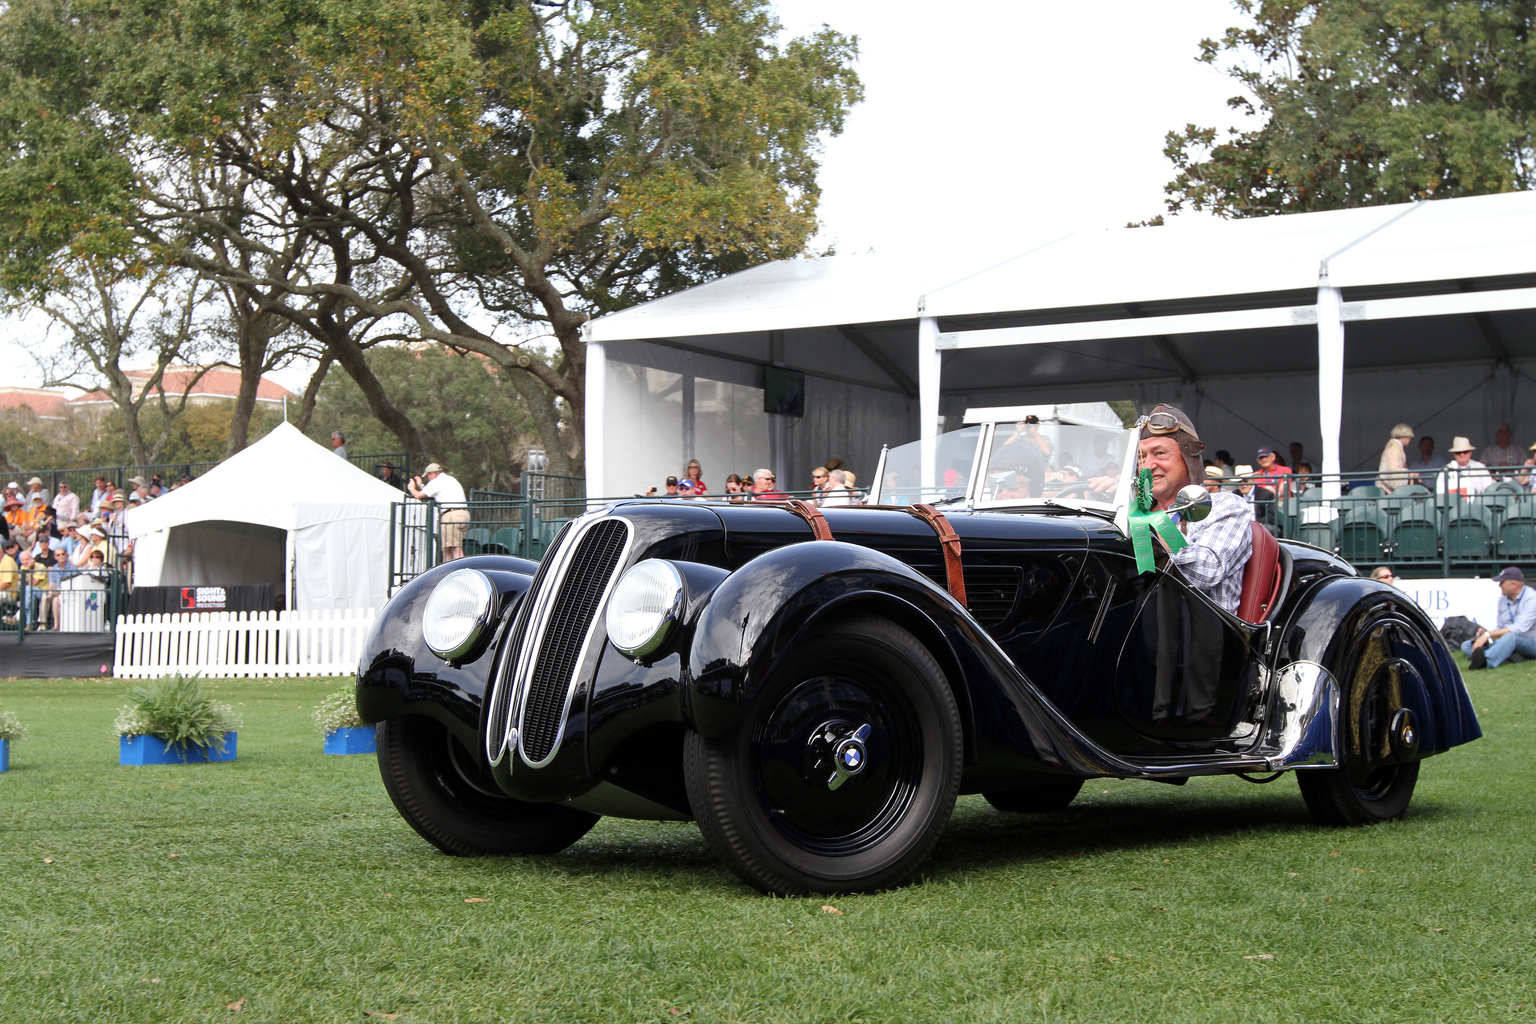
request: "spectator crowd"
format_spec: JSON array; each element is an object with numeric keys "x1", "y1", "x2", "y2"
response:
[{"x1": 0, "y1": 471, "x2": 187, "y2": 630}]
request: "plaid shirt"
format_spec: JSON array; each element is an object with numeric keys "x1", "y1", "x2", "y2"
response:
[{"x1": 1170, "y1": 490, "x2": 1253, "y2": 614}]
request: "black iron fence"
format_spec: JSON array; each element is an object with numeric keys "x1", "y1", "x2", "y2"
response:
[
  {"x1": 1, "y1": 565, "x2": 128, "y2": 639},
  {"x1": 11, "y1": 452, "x2": 410, "y2": 505},
  {"x1": 386, "y1": 477, "x2": 826, "y2": 591},
  {"x1": 385, "y1": 465, "x2": 1532, "y2": 590}
]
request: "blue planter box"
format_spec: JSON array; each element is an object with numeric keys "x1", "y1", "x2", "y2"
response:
[
  {"x1": 119, "y1": 732, "x2": 238, "y2": 765},
  {"x1": 323, "y1": 727, "x2": 377, "y2": 755},
  {"x1": 0, "y1": 737, "x2": 9, "y2": 772}
]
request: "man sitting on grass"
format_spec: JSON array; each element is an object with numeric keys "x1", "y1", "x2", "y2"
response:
[{"x1": 1464, "y1": 567, "x2": 1536, "y2": 670}]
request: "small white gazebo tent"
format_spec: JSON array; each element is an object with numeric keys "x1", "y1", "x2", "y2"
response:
[{"x1": 126, "y1": 422, "x2": 406, "y2": 610}]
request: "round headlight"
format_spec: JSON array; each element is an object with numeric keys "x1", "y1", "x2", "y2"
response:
[
  {"x1": 422, "y1": 568, "x2": 495, "y2": 660},
  {"x1": 606, "y1": 560, "x2": 684, "y2": 658}
]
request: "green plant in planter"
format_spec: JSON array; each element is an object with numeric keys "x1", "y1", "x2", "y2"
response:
[
  {"x1": 311, "y1": 689, "x2": 365, "y2": 736},
  {"x1": 113, "y1": 675, "x2": 243, "y2": 753},
  {"x1": 0, "y1": 710, "x2": 27, "y2": 742}
]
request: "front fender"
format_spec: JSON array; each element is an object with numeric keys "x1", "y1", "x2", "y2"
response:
[
  {"x1": 1273, "y1": 575, "x2": 1480, "y2": 761},
  {"x1": 685, "y1": 541, "x2": 977, "y2": 742},
  {"x1": 356, "y1": 555, "x2": 538, "y2": 748}
]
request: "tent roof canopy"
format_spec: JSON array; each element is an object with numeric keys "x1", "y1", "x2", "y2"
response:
[
  {"x1": 584, "y1": 190, "x2": 1536, "y2": 403},
  {"x1": 127, "y1": 421, "x2": 404, "y2": 539}
]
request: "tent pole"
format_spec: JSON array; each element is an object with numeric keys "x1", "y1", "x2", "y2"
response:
[
  {"x1": 918, "y1": 316, "x2": 941, "y2": 492},
  {"x1": 585, "y1": 338, "x2": 607, "y2": 501},
  {"x1": 1317, "y1": 282, "x2": 1344, "y2": 501}
]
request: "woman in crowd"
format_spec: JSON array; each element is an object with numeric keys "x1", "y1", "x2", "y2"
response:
[
  {"x1": 680, "y1": 459, "x2": 708, "y2": 498},
  {"x1": 723, "y1": 474, "x2": 746, "y2": 501}
]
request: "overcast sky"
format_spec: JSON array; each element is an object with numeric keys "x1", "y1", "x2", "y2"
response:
[{"x1": 0, "y1": 0, "x2": 1251, "y2": 389}]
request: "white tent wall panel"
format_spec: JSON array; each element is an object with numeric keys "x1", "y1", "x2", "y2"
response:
[{"x1": 114, "y1": 608, "x2": 377, "y2": 679}]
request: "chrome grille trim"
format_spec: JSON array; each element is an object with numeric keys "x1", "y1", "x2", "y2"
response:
[
  {"x1": 483, "y1": 518, "x2": 579, "y2": 767},
  {"x1": 515, "y1": 517, "x2": 633, "y2": 767}
]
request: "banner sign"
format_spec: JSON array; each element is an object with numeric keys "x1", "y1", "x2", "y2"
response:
[
  {"x1": 1400, "y1": 578, "x2": 1499, "y2": 630},
  {"x1": 180, "y1": 586, "x2": 228, "y2": 611}
]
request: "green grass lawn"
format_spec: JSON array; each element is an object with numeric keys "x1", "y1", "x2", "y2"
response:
[{"x1": 0, "y1": 664, "x2": 1532, "y2": 1024}]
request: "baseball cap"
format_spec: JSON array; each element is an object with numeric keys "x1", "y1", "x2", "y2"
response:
[
  {"x1": 1493, "y1": 567, "x2": 1524, "y2": 583},
  {"x1": 665, "y1": 476, "x2": 679, "y2": 485},
  {"x1": 423, "y1": 463, "x2": 444, "y2": 475},
  {"x1": 1256, "y1": 447, "x2": 1275, "y2": 457}
]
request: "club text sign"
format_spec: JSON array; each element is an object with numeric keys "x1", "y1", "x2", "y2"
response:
[{"x1": 1402, "y1": 578, "x2": 1499, "y2": 629}]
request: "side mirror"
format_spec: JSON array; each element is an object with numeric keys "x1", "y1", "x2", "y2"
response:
[{"x1": 1168, "y1": 484, "x2": 1213, "y2": 522}]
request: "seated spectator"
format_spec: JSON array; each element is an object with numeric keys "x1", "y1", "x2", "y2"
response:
[
  {"x1": 645, "y1": 476, "x2": 682, "y2": 498},
  {"x1": 842, "y1": 471, "x2": 861, "y2": 503},
  {"x1": 1289, "y1": 442, "x2": 1306, "y2": 472},
  {"x1": 723, "y1": 474, "x2": 746, "y2": 501},
  {"x1": 47, "y1": 544, "x2": 79, "y2": 629},
  {"x1": 3, "y1": 494, "x2": 23, "y2": 536},
  {"x1": 820, "y1": 469, "x2": 857, "y2": 506},
  {"x1": 127, "y1": 475, "x2": 150, "y2": 502},
  {"x1": 0, "y1": 536, "x2": 19, "y2": 624},
  {"x1": 749, "y1": 468, "x2": 789, "y2": 501},
  {"x1": 1464, "y1": 567, "x2": 1536, "y2": 670},
  {"x1": 1439, "y1": 437, "x2": 1492, "y2": 496},
  {"x1": 378, "y1": 462, "x2": 407, "y2": 491},
  {"x1": 1377, "y1": 423, "x2": 1414, "y2": 493},
  {"x1": 1252, "y1": 446, "x2": 1293, "y2": 497},
  {"x1": 1481, "y1": 423, "x2": 1522, "y2": 477},
  {"x1": 19, "y1": 549, "x2": 48, "y2": 630},
  {"x1": 810, "y1": 466, "x2": 831, "y2": 504},
  {"x1": 24, "y1": 476, "x2": 50, "y2": 510},
  {"x1": 1369, "y1": 566, "x2": 1399, "y2": 586},
  {"x1": 1293, "y1": 461, "x2": 1315, "y2": 495},
  {"x1": 1232, "y1": 465, "x2": 1277, "y2": 528},
  {"x1": 1202, "y1": 465, "x2": 1226, "y2": 494}
]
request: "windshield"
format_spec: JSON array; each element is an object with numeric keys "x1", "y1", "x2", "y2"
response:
[
  {"x1": 874, "y1": 425, "x2": 984, "y2": 506},
  {"x1": 870, "y1": 420, "x2": 1137, "y2": 512},
  {"x1": 977, "y1": 420, "x2": 1135, "y2": 508}
]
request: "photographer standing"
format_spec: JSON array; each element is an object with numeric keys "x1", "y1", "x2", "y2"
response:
[{"x1": 410, "y1": 463, "x2": 470, "y2": 562}]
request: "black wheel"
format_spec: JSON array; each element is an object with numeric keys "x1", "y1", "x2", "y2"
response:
[
  {"x1": 983, "y1": 776, "x2": 1084, "y2": 812},
  {"x1": 377, "y1": 715, "x2": 599, "y2": 856},
  {"x1": 683, "y1": 616, "x2": 962, "y2": 895},
  {"x1": 1296, "y1": 759, "x2": 1419, "y2": 825}
]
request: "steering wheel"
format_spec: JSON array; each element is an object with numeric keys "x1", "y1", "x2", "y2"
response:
[{"x1": 1048, "y1": 481, "x2": 1098, "y2": 499}]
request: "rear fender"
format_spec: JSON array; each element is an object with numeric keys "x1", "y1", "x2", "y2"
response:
[{"x1": 1272, "y1": 576, "x2": 1480, "y2": 764}]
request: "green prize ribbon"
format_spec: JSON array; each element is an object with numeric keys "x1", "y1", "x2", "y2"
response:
[{"x1": 1128, "y1": 468, "x2": 1188, "y2": 574}]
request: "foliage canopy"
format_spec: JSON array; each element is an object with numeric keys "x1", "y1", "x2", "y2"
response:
[{"x1": 1165, "y1": 0, "x2": 1536, "y2": 217}]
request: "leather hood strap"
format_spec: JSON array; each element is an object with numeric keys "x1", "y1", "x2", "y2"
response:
[
  {"x1": 780, "y1": 498, "x2": 834, "y2": 541},
  {"x1": 906, "y1": 503, "x2": 967, "y2": 608}
]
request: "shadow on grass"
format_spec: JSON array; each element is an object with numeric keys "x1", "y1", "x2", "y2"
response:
[{"x1": 441, "y1": 784, "x2": 1470, "y2": 892}]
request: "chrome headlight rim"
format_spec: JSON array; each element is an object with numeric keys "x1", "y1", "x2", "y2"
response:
[
  {"x1": 422, "y1": 568, "x2": 496, "y2": 661},
  {"x1": 606, "y1": 559, "x2": 685, "y2": 659}
]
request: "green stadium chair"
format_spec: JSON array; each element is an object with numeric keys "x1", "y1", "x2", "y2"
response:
[
  {"x1": 1444, "y1": 504, "x2": 1493, "y2": 563},
  {"x1": 494, "y1": 526, "x2": 522, "y2": 558},
  {"x1": 1339, "y1": 507, "x2": 1389, "y2": 564}
]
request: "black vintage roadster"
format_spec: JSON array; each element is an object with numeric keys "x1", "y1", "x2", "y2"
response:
[{"x1": 357, "y1": 419, "x2": 1480, "y2": 895}]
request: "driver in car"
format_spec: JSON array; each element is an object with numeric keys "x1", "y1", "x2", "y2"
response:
[
  {"x1": 1139, "y1": 405, "x2": 1254, "y2": 730},
  {"x1": 1138, "y1": 405, "x2": 1254, "y2": 615}
]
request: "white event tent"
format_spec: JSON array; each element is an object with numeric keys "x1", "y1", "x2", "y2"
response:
[
  {"x1": 127, "y1": 422, "x2": 405, "y2": 610},
  {"x1": 583, "y1": 191, "x2": 1536, "y2": 501}
]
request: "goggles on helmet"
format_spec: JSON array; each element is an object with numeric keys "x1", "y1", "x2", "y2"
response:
[{"x1": 1136, "y1": 412, "x2": 1182, "y2": 436}]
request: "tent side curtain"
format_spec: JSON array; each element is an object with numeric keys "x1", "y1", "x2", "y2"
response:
[
  {"x1": 598, "y1": 340, "x2": 913, "y2": 496},
  {"x1": 293, "y1": 510, "x2": 391, "y2": 612}
]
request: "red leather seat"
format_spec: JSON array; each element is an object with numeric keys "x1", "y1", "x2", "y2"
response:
[{"x1": 1237, "y1": 523, "x2": 1282, "y2": 624}]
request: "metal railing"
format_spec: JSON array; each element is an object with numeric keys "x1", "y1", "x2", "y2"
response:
[
  {"x1": 1232, "y1": 466, "x2": 1530, "y2": 577},
  {"x1": 1, "y1": 566, "x2": 128, "y2": 638},
  {"x1": 387, "y1": 484, "x2": 829, "y2": 591},
  {"x1": 10, "y1": 452, "x2": 410, "y2": 505}
]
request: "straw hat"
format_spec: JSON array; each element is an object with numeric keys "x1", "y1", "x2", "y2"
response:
[{"x1": 1447, "y1": 437, "x2": 1476, "y2": 453}]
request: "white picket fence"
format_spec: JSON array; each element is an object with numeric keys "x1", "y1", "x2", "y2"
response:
[{"x1": 113, "y1": 608, "x2": 378, "y2": 679}]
